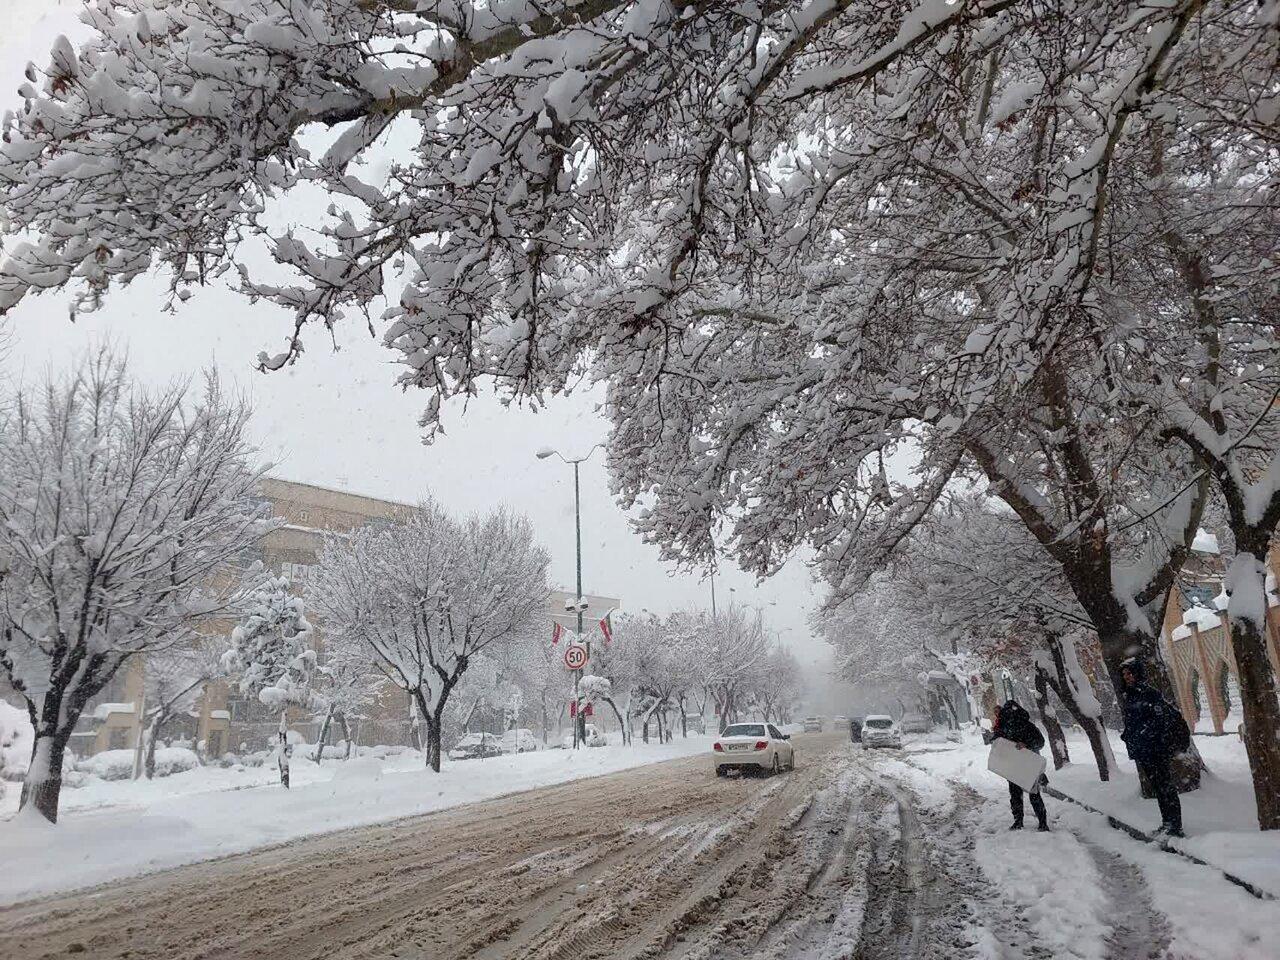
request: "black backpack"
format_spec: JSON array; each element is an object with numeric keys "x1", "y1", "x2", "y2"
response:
[{"x1": 1159, "y1": 698, "x2": 1191, "y2": 753}]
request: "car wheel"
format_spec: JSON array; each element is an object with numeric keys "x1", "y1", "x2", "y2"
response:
[
  {"x1": 715, "y1": 766, "x2": 727, "y2": 778},
  {"x1": 771, "y1": 754, "x2": 781, "y2": 776},
  {"x1": 788, "y1": 750, "x2": 796, "y2": 771}
]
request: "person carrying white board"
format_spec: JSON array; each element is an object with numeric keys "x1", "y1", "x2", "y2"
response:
[{"x1": 991, "y1": 700, "x2": 1050, "y2": 831}]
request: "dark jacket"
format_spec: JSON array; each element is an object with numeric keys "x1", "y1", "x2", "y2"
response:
[
  {"x1": 1120, "y1": 683, "x2": 1189, "y2": 764},
  {"x1": 993, "y1": 701, "x2": 1045, "y2": 752}
]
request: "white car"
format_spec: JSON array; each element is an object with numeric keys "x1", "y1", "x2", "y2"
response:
[
  {"x1": 502, "y1": 728, "x2": 539, "y2": 753},
  {"x1": 561, "y1": 724, "x2": 608, "y2": 749},
  {"x1": 900, "y1": 713, "x2": 932, "y2": 734},
  {"x1": 861, "y1": 715, "x2": 903, "y2": 749},
  {"x1": 802, "y1": 716, "x2": 825, "y2": 732},
  {"x1": 713, "y1": 721, "x2": 795, "y2": 776}
]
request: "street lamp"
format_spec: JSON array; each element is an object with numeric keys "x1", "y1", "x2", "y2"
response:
[{"x1": 536, "y1": 443, "x2": 603, "y2": 748}]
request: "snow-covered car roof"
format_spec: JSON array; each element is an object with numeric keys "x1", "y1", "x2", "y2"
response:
[{"x1": 864, "y1": 714, "x2": 893, "y2": 722}]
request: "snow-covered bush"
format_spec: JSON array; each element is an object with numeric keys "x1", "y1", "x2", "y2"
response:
[
  {"x1": 151, "y1": 747, "x2": 200, "y2": 778},
  {"x1": 74, "y1": 750, "x2": 136, "y2": 782}
]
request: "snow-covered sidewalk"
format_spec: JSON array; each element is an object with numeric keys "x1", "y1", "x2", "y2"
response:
[
  {"x1": 0, "y1": 735, "x2": 712, "y2": 904},
  {"x1": 901, "y1": 729, "x2": 1280, "y2": 960}
]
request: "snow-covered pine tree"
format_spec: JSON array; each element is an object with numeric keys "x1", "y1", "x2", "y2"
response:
[
  {"x1": 223, "y1": 575, "x2": 315, "y2": 788},
  {"x1": 0, "y1": 350, "x2": 269, "y2": 823}
]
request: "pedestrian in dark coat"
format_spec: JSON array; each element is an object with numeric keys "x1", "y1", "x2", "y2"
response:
[
  {"x1": 993, "y1": 700, "x2": 1049, "y2": 831},
  {"x1": 1119, "y1": 658, "x2": 1190, "y2": 837}
]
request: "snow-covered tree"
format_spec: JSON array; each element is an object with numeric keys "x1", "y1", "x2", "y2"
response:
[
  {"x1": 756, "y1": 646, "x2": 802, "y2": 727},
  {"x1": 7, "y1": 1, "x2": 1276, "y2": 811},
  {"x1": 689, "y1": 608, "x2": 770, "y2": 733},
  {"x1": 815, "y1": 575, "x2": 940, "y2": 718},
  {"x1": 139, "y1": 635, "x2": 224, "y2": 778},
  {"x1": 0, "y1": 350, "x2": 269, "y2": 822},
  {"x1": 310, "y1": 501, "x2": 548, "y2": 770},
  {"x1": 902, "y1": 497, "x2": 1118, "y2": 780},
  {"x1": 309, "y1": 630, "x2": 380, "y2": 762},
  {"x1": 222, "y1": 574, "x2": 316, "y2": 788}
]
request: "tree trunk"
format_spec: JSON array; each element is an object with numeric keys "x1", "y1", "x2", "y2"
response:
[
  {"x1": 20, "y1": 730, "x2": 71, "y2": 824},
  {"x1": 1033, "y1": 668, "x2": 1070, "y2": 770},
  {"x1": 143, "y1": 714, "x2": 166, "y2": 779},
  {"x1": 338, "y1": 712, "x2": 353, "y2": 759},
  {"x1": 277, "y1": 712, "x2": 291, "y2": 788},
  {"x1": 425, "y1": 718, "x2": 443, "y2": 771},
  {"x1": 1043, "y1": 641, "x2": 1114, "y2": 781},
  {"x1": 602, "y1": 696, "x2": 628, "y2": 745},
  {"x1": 313, "y1": 706, "x2": 335, "y2": 764},
  {"x1": 1224, "y1": 549, "x2": 1280, "y2": 830}
]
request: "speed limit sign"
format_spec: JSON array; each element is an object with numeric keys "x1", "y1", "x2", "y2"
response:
[{"x1": 563, "y1": 643, "x2": 589, "y2": 670}]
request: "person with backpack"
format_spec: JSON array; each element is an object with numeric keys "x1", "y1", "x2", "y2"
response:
[
  {"x1": 1119, "y1": 657, "x2": 1191, "y2": 838},
  {"x1": 992, "y1": 700, "x2": 1049, "y2": 831}
]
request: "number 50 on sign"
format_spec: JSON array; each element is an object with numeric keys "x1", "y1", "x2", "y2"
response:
[{"x1": 563, "y1": 644, "x2": 588, "y2": 670}]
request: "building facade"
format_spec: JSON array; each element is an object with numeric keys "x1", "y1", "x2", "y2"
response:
[
  {"x1": 0, "y1": 478, "x2": 417, "y2": 760},
  {"x1": 1159, "y1": 539, "x2": 1280, "y2": 735}
]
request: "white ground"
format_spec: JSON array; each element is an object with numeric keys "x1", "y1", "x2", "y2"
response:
[
  {"x1": 905, "y1": 729, "x2": 1280, "y2": 960},
  {"x1": 2, "y1": 731, "x2": 1279, "y2": 960},
  {"x1": 0, "y1": 728, "x2": 713, "y2": 904}
]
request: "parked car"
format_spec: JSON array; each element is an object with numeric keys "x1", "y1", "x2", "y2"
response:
[
  {"x1": 900, "y1": 713, "x2": 932, "y2": 734},
  {"x1": 861, "y1": 715, "x2": 902, "y2": 749},
  {"x1": 561, "y1": 724, "x2": 609, "y2": 749},
  {"x1": 802, "y1": 716, "x2": 825, "y2": 732},
  {"x1": 833, "y1": 714, "x2": 849, "y2": 726},
  {"x1": 448, "y1": 732, "x2": 504, "y2": 761},
  {"x1": 501, "y1": 728, "x2": 539, "y2": 753},
  {"x1": 713, "y1": 721, "x2": 795, "y2": 776}
]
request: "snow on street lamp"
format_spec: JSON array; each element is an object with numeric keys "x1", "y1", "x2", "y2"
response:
[{"x1": 536, "y1": 443, "x2": 603, "y2": 748}]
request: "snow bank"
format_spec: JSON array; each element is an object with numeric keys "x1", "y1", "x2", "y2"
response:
[
  {"x1": 0, "y1": 735, "x2": 713, "y2": 903},
  {"x1": 909, "y1": 729, "x2": 1280, "y2": 960},
  {"x1": 0, "y1": 700, "x2": 31, "y2": 779}
]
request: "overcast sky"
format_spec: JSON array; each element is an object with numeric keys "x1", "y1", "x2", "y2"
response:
[{"x1": 0, "y1": 1, "x2": 854, "y2": 698}]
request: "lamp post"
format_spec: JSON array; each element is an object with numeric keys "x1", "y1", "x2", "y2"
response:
[{"x1": 537, "y1": 443, "x2": 603, "y2": 749}]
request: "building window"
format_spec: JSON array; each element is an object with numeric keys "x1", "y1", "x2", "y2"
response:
[
  {"x1": 108, "y1": 727, "x2": 130, "y2": 750},
  {"x1": 281, "y1": 561, "x2": 316, "y2": 583}
]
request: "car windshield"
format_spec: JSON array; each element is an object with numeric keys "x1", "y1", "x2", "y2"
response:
[
  {"x1": 722, "y1": 724, "x2": 766, "y2": 738},
  {"x1": 865, "y1": 718, "x2": 893, "y2": 729}
]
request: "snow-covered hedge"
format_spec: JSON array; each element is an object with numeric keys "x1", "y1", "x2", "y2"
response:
[{"x1": 75, "y1": 747, "x2": 200, "y2": 781}]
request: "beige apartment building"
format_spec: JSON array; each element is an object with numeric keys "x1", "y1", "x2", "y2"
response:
[
  {"x1": 27, "y1": 477, "x2": 417, "y2": 759},
  {"x1": 1159, "y1": 536, "x2": 1280, "y2": 736}
]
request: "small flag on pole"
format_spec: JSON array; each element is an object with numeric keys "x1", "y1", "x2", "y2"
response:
[
  {"x1": 599, "y1": 616, "x2": 613, "y2": 645},
  {"x1": 551, "y1": 622, "x2": 563, "y2": 645}
]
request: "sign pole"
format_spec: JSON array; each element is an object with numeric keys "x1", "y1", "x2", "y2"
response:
[{"x1": 574, "y1": 459, "x2": 585, "y2": 749}]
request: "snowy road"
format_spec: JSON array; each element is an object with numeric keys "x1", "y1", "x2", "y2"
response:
[{"x1": 0, "y1": 734, "x2": 1153, "y2": 959}]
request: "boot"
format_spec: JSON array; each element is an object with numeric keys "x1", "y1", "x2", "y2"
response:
[{"x1": 1009, "y1": 819, "x2": 1024, "y2": 830}]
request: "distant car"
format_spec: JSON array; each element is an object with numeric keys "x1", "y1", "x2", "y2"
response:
[
  {"x1": 900, "y1": 713, "x2": 932, "y2": 734},
  {"x1": 861, "y1": 715, "x2": 902, "y2": 749},
  {"x1": 713, "y1": 721, "x2": 795, "y2": 776},
  {"x1": 802, "y1": 716, "x2": 825, "y2": 732},
  {"x1": 561, "y1": 724, "x2": 608, "y2": 749},
  {"x1": 833, "y1": 715, "x2": 849, "y2": 725},
  {"x1": 501, "y1": 728, "x2": 539, "y2": 753},
  {"x1": 448, "y1": 732, "x2": 504, "y2": 761}
]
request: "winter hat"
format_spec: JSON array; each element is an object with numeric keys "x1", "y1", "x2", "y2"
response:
[{"x1": 1120, "y1": 657, "x2": 1146, "y2": 681}]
